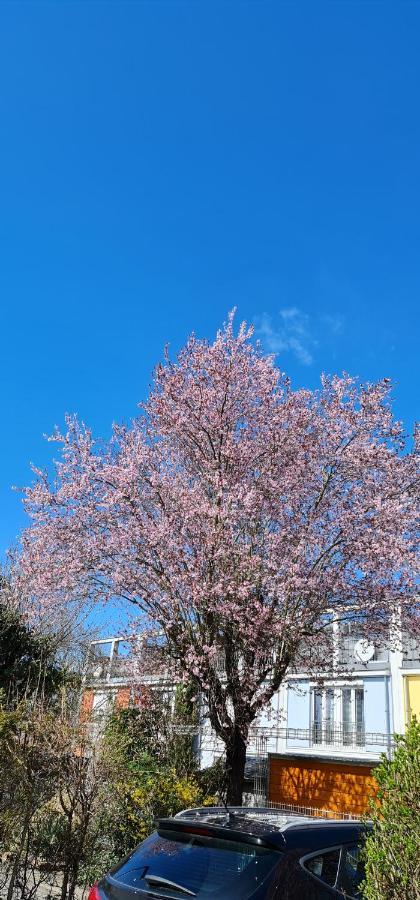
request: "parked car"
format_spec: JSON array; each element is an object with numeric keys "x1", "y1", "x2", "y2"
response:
[{"x1": 87, "y1": 806, "x2": 368, "y2": 899}]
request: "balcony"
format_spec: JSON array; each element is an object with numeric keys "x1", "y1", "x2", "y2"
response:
[
  {"x1": 84, "y1": 639, "x2": 130, "y2": 683},
  {"x1": 247, "y1": 724, "x2": 393, "y2": 754},
  {"x1": 84, "y1": 638, "x2": 168, "y2": 685},
  {"x1": 310, "y1": 724, "x2": 368, "y2": 748}
]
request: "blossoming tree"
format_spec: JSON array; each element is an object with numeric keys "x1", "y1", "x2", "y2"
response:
[{"x1": 17, "y1": 315, "x2": 419, "y2": 803}]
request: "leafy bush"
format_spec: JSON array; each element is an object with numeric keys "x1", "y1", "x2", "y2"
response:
[
  {"x1": 196, "y1": 755, "x2": 226, "y2": 797},
  {"x1": 109, "y1": 755, "x2": 212, "y2": 849},
  {"x1": 96, "y1": 696, "x2": 216, "y2": 864},
  {"x1": 363, "y1": 717, "x2": 420, "y2": 900}
]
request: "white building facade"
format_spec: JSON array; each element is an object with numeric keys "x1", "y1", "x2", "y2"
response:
[{"x1": 82, "y1": 625, "x2": 419, "y2": 816}]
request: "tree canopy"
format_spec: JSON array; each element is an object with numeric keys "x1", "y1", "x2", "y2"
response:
[{"x1": 15, "y1": 315, "x2": 419, "y2": 800}]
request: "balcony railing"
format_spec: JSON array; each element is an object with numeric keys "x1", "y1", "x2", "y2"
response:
[
  {"x1": 311, "y1": 724, "x2": 365, "y2": 747},
  {"x1": 247, "y1": 724, "x2": 393, "y2": 750},
  {"x1": 85, "y1": 640, "x2": 168, "y2": 682}
]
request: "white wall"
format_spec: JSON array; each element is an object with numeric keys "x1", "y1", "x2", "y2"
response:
[
  {"x1": 286, "y1": 680, "x2": 311, "y2": 748},
  {"x1": 363, "y1": 675, "x2": 391, "y2": 753}
]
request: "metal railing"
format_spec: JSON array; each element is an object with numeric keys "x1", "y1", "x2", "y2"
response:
[
  {"x1": 252, "y1": 799, "x2": 359, "y2": 821},
  {"x1": 311, "y1": 724, "x2": 365, "y2": 747},
  {"x1": 247, "y1": 724, "x2": 393, "y2": 749}
]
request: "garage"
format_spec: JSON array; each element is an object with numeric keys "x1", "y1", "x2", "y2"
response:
[{"x1": 268, "y1": 755, "x2": 378, "y2": 817}]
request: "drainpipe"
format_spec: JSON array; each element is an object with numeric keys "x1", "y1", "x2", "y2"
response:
[
  {"x1": 384, "y1": 675, "x2": 392, "y2": 760},
  {"x1": 389, "y1": 611, "x2": 405, "y2": 737}
]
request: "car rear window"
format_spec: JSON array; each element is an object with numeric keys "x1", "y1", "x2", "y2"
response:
[{"x1": 111, "y1": 828, "x2": 282, "y2": 898}]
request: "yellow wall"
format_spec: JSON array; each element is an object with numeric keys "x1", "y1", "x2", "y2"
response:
[{"x1": 404, "y1": 675, "x2": 420, "y2": 722}]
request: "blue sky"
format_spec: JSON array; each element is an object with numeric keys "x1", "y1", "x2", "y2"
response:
[{"x1": 1, "y1": 1, "x2": 419, "y2": 571}]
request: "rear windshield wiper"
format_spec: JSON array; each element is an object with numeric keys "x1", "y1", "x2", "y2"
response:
[{"x1": 144, "y1": 874, "x2": 196, "y2": 896}]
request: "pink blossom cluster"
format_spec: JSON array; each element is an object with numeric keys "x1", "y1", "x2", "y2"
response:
[{"x1": 15, "y1": 313, "x2": 419, "y2": 744}]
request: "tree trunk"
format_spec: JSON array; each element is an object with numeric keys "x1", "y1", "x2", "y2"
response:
[
  {"x1": 6, "y1": 815, "x2": 30, "y2": 900},
  {"x1": 60, "y1": 864, "x2": 70, "y2": 900},
  {"x1": 224, "y1": 726, "x2": 247, "y2": 806},
  {"x1": 60, "y1": 807, "x2": 74, "y2": 900},
  {"x1": 67, "y1": 812, "x2": 90, "y2": 900}
]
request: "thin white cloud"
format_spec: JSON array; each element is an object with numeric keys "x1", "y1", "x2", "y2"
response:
[
  {"x1": 256, "y1": 308, "x2": 315, "y2": 365},
  {"x1": 321, "y1": 313, "x2": 344, "y2": 335},
  {"x1": 256, "y1": 307, "x2": 345, "y2": 366}
]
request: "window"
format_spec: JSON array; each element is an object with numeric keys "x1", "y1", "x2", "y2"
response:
[
  {"x1": 343, "y1": 688, "x2": 365, "y2": 746},
  {"x1": 342, "y1": 688, "x2": 352, "y2": 744},
  {"x1": 313, "y1": 688, "x2": 323, "y2": 744},
  {"x1": 313, "y1": 688, "x2": 334, "y2": 744},
  {"x1": 302, "y1": 844, "x2": 365, "y2": 898},
  {"x1": 302, "y1": 848, "x2": 341, "y2": 888},
  {"x1": 112, "y1": 829, "x2": 282, "y2": 899},
  {"x1": 92, "y1": 690, "x2": 112, "y2": 718},
  {"x1": 311, "y1": 686, "x2": 365, "y2": 746},
  {"x1": 337, "y1": 845, "x2": 365, "y2": 898}
]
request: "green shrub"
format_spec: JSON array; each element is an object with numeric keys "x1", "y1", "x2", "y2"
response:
[
  {"x1": 362, "y1": 717, "x2": 420, "y2": 900},
  {"x1": 88, "y1": 695, "x2": 217, "y2": 873},
  {"x1": 196, "y1": 755, "x2": 225, "y2": 797}
]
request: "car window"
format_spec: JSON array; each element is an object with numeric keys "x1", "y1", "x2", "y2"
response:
[
  {"x1": 111, "y1": 828, "x2": 282, "y2": 898},
  {"x1": 337, "y1": 845, "x2": 365, "y2": 898},
  {"x1": 302, "y1": 848, "x2": 341, "y2": 888}
]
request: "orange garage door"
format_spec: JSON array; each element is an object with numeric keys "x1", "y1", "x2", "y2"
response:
[{"x1": 269, "y1": 756, "x2": 377, "y2": 817}]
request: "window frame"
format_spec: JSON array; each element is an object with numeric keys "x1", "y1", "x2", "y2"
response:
[
  {"x1": 299, "y1": 842, "x2": 363, "y2": 898},
  {"x1": 300, "y1": 843, "x2": 342, "y2": 891},
  {"x1": 337, "y1": 842, "x2": 365, "y2": 898},
  {"x1": 341, "y1": 686, "x2": 365, "y2": 747},
  {"x1": 310, "y1": 684, "x2": 365, "y2": 747}
]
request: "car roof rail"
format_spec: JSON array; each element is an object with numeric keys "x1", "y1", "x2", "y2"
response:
[
  {"x1": 175, "y1": 806, "x2": 362, "y2": 831},
  {"x1": 175, "y1": 806, "x2": 291, "y2": 819}
]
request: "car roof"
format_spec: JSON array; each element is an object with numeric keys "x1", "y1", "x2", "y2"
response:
[{"x1": 168, "y1": 806, "x2": 366, "y2": 852}]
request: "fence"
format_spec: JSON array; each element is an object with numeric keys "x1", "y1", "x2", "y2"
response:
[
  {"x1": 246, "y1": 725, "x2": 393, "y2": 809},
  {"x1": 248, "y1": 799, "x2": 359, "y2": 820}
]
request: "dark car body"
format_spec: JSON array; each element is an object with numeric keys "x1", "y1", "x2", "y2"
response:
[{"x1": 92, "y1": 806, "x2": 367, "y2": 900}]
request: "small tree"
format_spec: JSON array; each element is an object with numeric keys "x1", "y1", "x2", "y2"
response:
[
  {"x1": 0, "y1": 576, "x2": 67, "y2": 703},
  {"x1": 0, "y1": 691, "x2": 112, "y2": 900},
  {"x1": 0, "y1": 682, "x2": 217, "y2": 898},
  {"x1": 16, "y1": 315, "x2": 419, "y2": 802},
  {"x1": 363, "y1": 717, "x2": 420, "y2": 900},
  {"x1": 0, "y1": 698, "x2": 69, "y2": 900}
]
